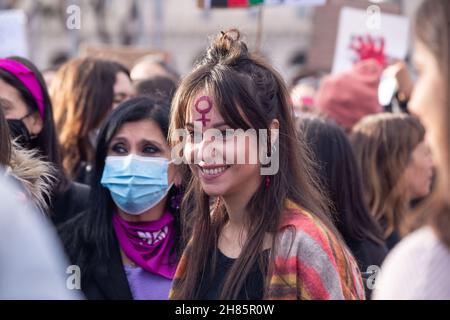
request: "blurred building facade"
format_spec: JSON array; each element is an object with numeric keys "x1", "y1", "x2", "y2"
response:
[{"x1": 1, "y1": 0, "x2": 423, "y2": 82}]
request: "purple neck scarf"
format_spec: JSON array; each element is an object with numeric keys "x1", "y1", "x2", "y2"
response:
[{"x1": 113, "y1": 210, "x2": 176, "y2": 279}]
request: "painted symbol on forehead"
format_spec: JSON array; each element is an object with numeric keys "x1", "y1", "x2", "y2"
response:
[{"x1": 194, "y1": 96, "x2": 213, "y2": 127}]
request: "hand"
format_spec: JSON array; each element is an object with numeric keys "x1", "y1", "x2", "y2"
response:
[
  {"x1": 384, "y1": 61, "x2": 414, "y2": 101},
  {"x1": 349, "y1": 34, "x2": 387, "y2": 67}
]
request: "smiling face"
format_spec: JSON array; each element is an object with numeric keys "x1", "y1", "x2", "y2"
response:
[{"x1": 184, "y1": 91, "x2": 262, "y2": 198}]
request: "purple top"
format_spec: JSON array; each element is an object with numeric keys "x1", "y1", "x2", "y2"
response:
[{"x1": 124, "y1": 264, "x2": 172, "y2": 300}]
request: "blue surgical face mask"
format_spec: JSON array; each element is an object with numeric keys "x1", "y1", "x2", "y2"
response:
[{"x1": 101, "y1": 154, "x2": 173, "y2": 215}]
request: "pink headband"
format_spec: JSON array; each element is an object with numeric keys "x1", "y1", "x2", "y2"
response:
[{"x1": 0, "y1": 59, "x2": 45, "y2": 120}]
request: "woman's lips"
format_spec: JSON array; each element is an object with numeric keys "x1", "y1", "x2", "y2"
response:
[{"x1": 197, "y1": 163, "x2": 231, "y2": 181}]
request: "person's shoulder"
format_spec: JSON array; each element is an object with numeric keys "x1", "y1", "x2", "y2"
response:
[
  {"x1": 351, "y1": 238, "x2": 388, "y2": 271},
  {"x1": 276, "y1": 200, "x2": 365, "y2": 299},
  {"x1": 58, "y1": 209, "x2": 88, "y2": 234},
  {"x1": 71, "y1": 181, "x2": 91, "y2": 192},
  {"x1": 277, "y1": 200, "x2": 349, "y2": 266},
  {"x1": 52, "y1": 181, "x2": 91, "y2": 225},
  {"x1": 383, "y1": 226, "x2": 450, "y2": 272},
  {"x1": 279, "y1": 200, "x2": 337, "y2": 247},
  {"x1": 57, "y1": 210, "x2": 88, "y2": 251},
  {"x1": 386, "y1": 226, "x2": 445, "y2": 262},
  {"x1": 67, "y1": 181, "x2": 91, "y2": 200},
  {"x1": 374, "y1": 226, "x2": 450, "y2": 299}
]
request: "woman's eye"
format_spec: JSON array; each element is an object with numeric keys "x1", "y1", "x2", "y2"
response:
[
  {"x1": 0, "y1": 105, "x2": 12, "y2": 115},
  {"x1": 112, "y1": 144, "x2": 127, "y2": 154},
  {"x1": 143, "y1": 145, "x2": 159, "y2": 154}
]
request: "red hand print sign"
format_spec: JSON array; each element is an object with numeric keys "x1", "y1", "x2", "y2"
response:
[{"x1": 349, "y1": 34, "x2": 388, "y2": 67}]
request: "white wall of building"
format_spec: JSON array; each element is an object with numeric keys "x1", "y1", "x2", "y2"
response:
[{"x1": 4, "y1": 0, "x2": 424, "y2": 82}]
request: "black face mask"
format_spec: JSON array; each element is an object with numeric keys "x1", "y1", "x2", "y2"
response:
[{"x1": 7, "y1": 118, "x2": 32, "y2": 148}]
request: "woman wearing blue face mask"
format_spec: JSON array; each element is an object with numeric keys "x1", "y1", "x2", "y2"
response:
[{"x1": 59, "y1": 96, "x2": 184, "y2": 300}]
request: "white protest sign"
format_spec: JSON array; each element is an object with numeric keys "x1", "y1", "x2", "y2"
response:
[
  {"x1": 332, "y1": 7, "x2": 409, "y2": 74},
  {"x1": 0, "y1": 9, "x2": 28, "y2": 58}
]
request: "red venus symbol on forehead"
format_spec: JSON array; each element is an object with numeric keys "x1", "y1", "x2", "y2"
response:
[{"x1": 195, "y1": 96, "x2": 213, "y2": 127}]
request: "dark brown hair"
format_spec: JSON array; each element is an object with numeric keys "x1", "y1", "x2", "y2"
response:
[
  {"x1": 50, "y1": 57, "x2": 130, "y2": 179},
  {"x1": 59, "y1": 96, "x2": 183, "y2": 280},
  {"x1": 169, "y1": 29, "x2": 340, "y2": 299},
  {"x1": 0, "y1": 100, "x2": 12, "y2": 166},
  {"x1": 298, "y1": 116, "x2": 385, "y2": 246},
  {"x1": 407, "y1": 0, "x2": 450, "y2": 248}
]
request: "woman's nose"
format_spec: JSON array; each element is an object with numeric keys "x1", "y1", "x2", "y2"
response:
[{"x1": 194, "y1": 136, "x2": 222, "y2": 165}]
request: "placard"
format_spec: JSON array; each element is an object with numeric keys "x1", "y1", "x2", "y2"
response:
[
  {"x1": 0, "y1": 10, "x2": 28, "y2": 58},
  {"x1": 332, "y1": 7, "x2": 409, "y2": 74}
]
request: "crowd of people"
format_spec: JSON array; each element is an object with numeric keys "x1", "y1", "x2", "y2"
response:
[{"x1": 0, "y1": 0, "x2": 449, "y2": 300}]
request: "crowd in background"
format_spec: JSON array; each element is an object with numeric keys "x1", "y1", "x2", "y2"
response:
[{"x1": 0, "y1": 0, "x2": 449, "y2": 300}]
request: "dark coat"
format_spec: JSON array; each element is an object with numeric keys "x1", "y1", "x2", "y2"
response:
[
  {"x1": 58, "y1": 211, "x2": 133, "y2": 300},
  {"x1": 51, "y1": 182, "x2": 90, "y2": 226},
  {"x1": 348, "y1": 238, "x2": 388, "y2": 273},
  {"x1": 347, "y1": 238, "x2": 388, "y2": 299},
  {"x1": 73, "y1": 161, "x2": 93, "y2": 185}
]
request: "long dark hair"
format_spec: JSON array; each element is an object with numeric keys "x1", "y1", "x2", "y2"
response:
[
  {"x1": 51, "y1": 57, "x2": 130, "y2": 180},
  {"x1": 0, "y1": 56, "x2": 68, "y2": 192},
  {"x1": 61, "y1": 96, "x2": 182, "y2": 277},
  {"x1": 169, "y1": 29, "x2": 340, "y2": 299},
  {"x1": 297, "y1": 116, "x2": 384, "y2": 246},
  {"x1": 0, "y1": 103, "x2": 12, "y2": 166}
]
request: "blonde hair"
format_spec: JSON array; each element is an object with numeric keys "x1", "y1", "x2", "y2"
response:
[{"x1": 9, "y1": 141, "x2": 56, "y2": 214}]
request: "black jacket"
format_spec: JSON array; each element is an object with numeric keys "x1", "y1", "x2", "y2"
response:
[
  {"x1": 58, "y1": 212, "x2": 133, "y2": 300},
  {"x1": 73, "y1": 161, "x2": 93, "y2": 185},
  {"x1": 51, "y1": 182, "x2": 91, "y2": 226},
  {"x1": 385, "y1": 231, "x2": 400, "y2": 251},
  {"x1": 348, "y1": 238, "x2": 388, "y2": 273},
  {"x1": 347, "y1": 238, "x2": 388, "y2": 299}
]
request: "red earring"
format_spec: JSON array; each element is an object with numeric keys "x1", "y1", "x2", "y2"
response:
[{"x1": 213, "y1": 197, "x2": 221, "y2": 212}]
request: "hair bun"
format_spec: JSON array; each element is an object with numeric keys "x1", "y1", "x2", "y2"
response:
[{"x1": 204, "y1": 29, "x2": 249, "y2": 65}]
